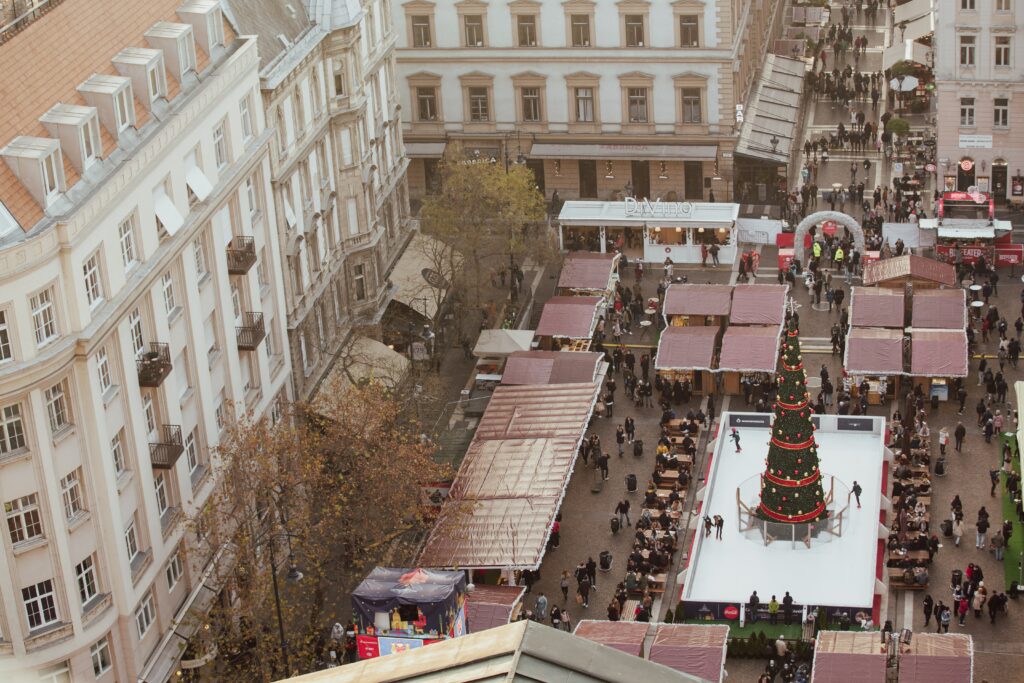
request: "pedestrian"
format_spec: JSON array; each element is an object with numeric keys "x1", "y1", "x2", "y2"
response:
[
  {"x1": 616, "y1": 499, "x2": 632, "y2": 528},
  {"x1": 939, "y1": 427, "x2": 949, "y2": 455},
  {"x1": 624, "y1": 416, "x2": 635, "y2": 443},
  {"x1": 768, "y1": 596, "x2": 780, "y2": 624},
  {"x1": 586, "y1": 556, "x2": 597, "y2": 590},
  {"x1": 990, "y1": 469, "x2": 1001, "y2": 497},
  {"x1": 550, "y1": 604, "x2": 562, "y2": 629},
  {"x1": 578, "y1": 576, "x2": 591, "y2": 608},
  {"x1": 748, "y1": 591, "x2": 760, "y2": 623},
  {"x1": 730, "y1": 427, "x2": 742, "y2": 453},
  {"x1": 992, "y1": 530, "x2": 1006, "y2": 560},
  {"x1": 852, "y1": 480, "x2": 863, "y2": 508},
  {"x1": 714, "y1": 514, "x2": 724, "y2": 539},
  {"x1": 954, "y1": 421, "x2": 966, "y2": 452},
  {"x1": 598, "y1": 452, "x2": 610, "y2": 481},
  {"x1": 923, "y1": 594, "x2": 934, "y2": 627},
  {"x1": 952, "y1": 517, "x2": 965, "y2": 547},
  {"x1": 616, "y1": 425, "x2": 626, "y2": 456},
  {"x1": 938, "y1": 602, "x2": 951, "y2": 632},
  {"x1": 782, "y1": 592, "x2": 794, "y2": 624},
  {"x1": 976, "y1": 515, "x2": 990, "y2": 549},
  {"x1": 957, "y1": 597, "x2": 968, "y2": 626},
  {"x1": 703, "y1": 514, "x2": 713, "y2": 538},
  {"x1": 535, "y1": 592, "x2": 549, "y2": 621},
  {"x1": 560, "y1": 570, "x2": 570, "y2": 601}
]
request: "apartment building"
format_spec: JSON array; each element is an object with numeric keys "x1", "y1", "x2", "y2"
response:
[
  {"x1": 392, "y1": 0, "x2": 785, "y2": 205},
  {"x1": 935, "y1": 0, "x2": 1023, "y2": 200},
  {"x1": 0, "y1": 1, "x2": 291, "y2": 680}
]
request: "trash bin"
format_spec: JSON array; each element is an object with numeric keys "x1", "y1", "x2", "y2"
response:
[
  {"x1": 633, "y1": 440, "x2": 644, "y2": 457},
  {"x1": 625, "y1": 473, "x2": 638, "y2": 492},
  {"x1": 599, "y1": 550, "x2": 613, "y2": 571},
  {"x1": 951, "y1": 568, "x2": 963, "y2": 589},
  {"x1": 930, "y1": 394, "x2": 939, "y2": 411}
]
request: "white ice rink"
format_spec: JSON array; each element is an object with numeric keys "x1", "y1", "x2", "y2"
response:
[{"x1": 683, "y1": 413, "x2": 888, "y2": 610}]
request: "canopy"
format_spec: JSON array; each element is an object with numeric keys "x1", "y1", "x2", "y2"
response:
[
  {"x1": 850, "y1": 288, "x2": 905, "y2": 328},
  {"x1": 862, "y1": 254, "x2": 955, "y2": 287},
  {"x1": 350, "y1": 568, "x2": 466, "y2": 635},
  {"x1": 729, "y1": 284, "x2": 788, "y2": 325},
  {"x1": 663, "y1": 284, "x2": 733, "y2": 318},
  {"x1": 473, "y1": 329, "x2": 535, "y2": 358},
  {"x1": 881, "y1": 222, "x2": 936, "y2": 249},
  {"x1": 558, "y1": 252, "x2": 619, "y2": 292},
  {"x1": 938, "y1": 225, "x2": 995, "y2": 239},
  {"x1": 501, "y1": 351, "x2": 604, "y2": 385},
  {"x1": 897, "y1": 633, "x2": 973, "y2": 683},
  {"x1": 558, "y1": 200, "x2": 738, "y2": 228},
  {"x1": 449, "y1": 437, "x2": 579, "y2": 500},
  {"x1": 464, "y1": 585, "x2": 525, "y2": 633},
  {"x1": 911, "y1": 289, "x2": 966, "y2": 330},
  {"x1": 735, "y1": 54, "x2": 805, "y2": 165},
  {"x1": 895, "y1": 0, "x2": 932, "y2": 24},
  {"x1": 811, "y1": 631, "x2": 886, "y2": 683},
  {"x1": 530, "y1": 142, "x2": 717, "y2": 161},
  {"x1": 574, "y1": 621, "x2": 649, "y2": 657},
  {"x1": 910, "y1": 330, "x2": 969, "y2": 377},
  {"x1": 845, "y1": 328, "x2": 905, "y2": 375},
  {"x1": 650, "y1": 624, "x2": 730, "y2": 683},
  {"x1": 883, "y1": 39, "x2": 931, "y2": 69},
  {"x1": 389, "y1": 232, "x2": 460, "y2": 320},
  {"x1": 535, "y1": 296, "x2": 602, "y2": 339},
  {"x1": 717, "y1": 325, "x2": 781, "y2": 373},
  {"x1": 902, "y1": 11, "x2": 935, "y2": 42},
  {"x1": 655, "y1": 326, "x2": 718, "y2": 371},
  {"x1": 405, "y1": 141, "x2": 447, "y2": 158}
]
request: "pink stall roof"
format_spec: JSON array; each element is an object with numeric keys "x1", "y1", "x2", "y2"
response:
[
  {"x1": 558, "y1": 252, "x2": 619, "y2": 291},
  {"x1": 501, "y1": 351, "x2": 604, "y2": 385},
  {"x1": 910, "y1": 330, "x2": 969, "y2": 377},
  {"x1": 663, "y1": 284, "x2": 734, "y2": 318},
  {"x1": 845, "y1": 328, "x2": 905, "y2": 375},
  {"x1": 850, "y1": 287, "x2": 905, "y2": 328},
  {"x1": 911, "y1": 289, "x2": 967, "y2": 330},
  {"x1": 717, "y1": 325, "x2": 782, "y2": 373},
  {"x1": 729, "y1": 284, "x2": 788, "y2": 325},
  {"x1": 465, "y1": 585, "x2": 525, "y2": 633},
  {"x1": 574, "y1": 621, "x2": 650, "y2": 657},
  {"x1": 474, "y1": 382, "x2": 601, "y2": 440},
  {"x1": 897, "y1": 633, "x2": 973, "y2": 683},
  {"x1": 812, "y1": 632, "x2": 887, "y2": 683},
  {"x1": 649, "y1": 624, "x2": 730, "y2": 683},
  {"x1": 535, "y1": 296, "x2": 602, "y2": 338},
  {"x1": 655, "y1": 326, "x2": 719, "y2": 371},
  {"x1": 862, "y1": 254, "x2": 956, "y2": 287}
]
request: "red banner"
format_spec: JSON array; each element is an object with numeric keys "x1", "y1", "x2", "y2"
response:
[
  {"x1": 356, "y1": 635, "x2": 380, "y2": 660},
  {"x1": 776, "y1": 233, "x2": 813, "y2": 248},
  {"x1": 778, "y1": 248, "x2": 795, "y2": 270},
  {"x1": 996, "y1": 245, "x2": 1024, "y2": 267},
  {"x1": 936, "y1": 244, "x2": 991, "y2": 264}
]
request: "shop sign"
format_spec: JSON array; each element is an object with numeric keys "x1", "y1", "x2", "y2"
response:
[
  {"x1": 959, "y1": 159, "x2": 975, "y2": 172},
  {"x1": 959, "y1": 135, "x2": 993, "y2": 149},
  {"x1": 723, "y1": 605, "x2": 740, "y2": 620},
  {"x1": 1012, "y1": 176, "x2": 1024, "y2": 197},
  {"x1": 735, "y1": 104, "x2": 744, "y2": 123},
  {"x1": 996, "y1": 245, "x2": 1024, "y2": 267},
  {"x1": 925, "y1": 163, "x2": 936, "y2": 173},
  {"x1": 936, "y1": 243, "x2": 990, "y2": 264},
  {"x1": 624, "y1": 197, "x2": 694, "y2": 218},
  {"x1": 356, "y1": 635, "x2": 381, "y2": 659}
]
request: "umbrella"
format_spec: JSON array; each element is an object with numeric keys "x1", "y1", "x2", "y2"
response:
[{"x1": 889, "y1": 75, "x2": 919, "y2": 92}]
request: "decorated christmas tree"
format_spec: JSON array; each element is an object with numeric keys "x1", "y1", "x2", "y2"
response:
[{"x1": 757, "y1": 319, "x2": 828, "y2": 523}]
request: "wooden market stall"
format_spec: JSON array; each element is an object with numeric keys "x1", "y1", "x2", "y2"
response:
[
  {"x1": 534, "y1": 296, "x2": 602, "y2": 351},
  {"x1": 811, "y1": 631, "x2": 887, "y2": 683},
  {"x1": 911, "y1": 289, "x2": 967, "y2": 330},
  {"x1": 716, "y1": 325, "x2": 782, "y2": 396},
  {"x1": 910, "y1": 330, "x2": 969, "y2": 403},
  {"x1": 897, "y1": 633, "x2": 974, "y2": 683},
  {"x1": 849, "y1": 287, "x2": 906, "y2": 329},
  {"x1": 861, "y1": 254, "x2": 956, "y2": 290},
  {"x1": 844, "y1": 327, "x2": 905, "y2": 404},
  {"x1": 654, "y1": 326, "x2": 719, "y2": 396},
  {"x1": 557, "y1": 252, "x2": 621, "y2": 304},
  {"x1": 728, "y1": 284, "x2": 788, "y2": 326},
  {"x1": 662, "y1": 284, "x2": 733, "y2": 328}
]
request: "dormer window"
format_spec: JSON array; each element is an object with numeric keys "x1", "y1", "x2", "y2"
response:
[
  {"x1": 1, "y1": 137, "x2": 66, "y2": 208},
  {"x1": 78, "y1": 75, "x2": 136, "y2": 136},
  {"x1": 177, "y1": 1, "x2": 223, "y2": 55},
  {"x1": 148, "y1": 63, "x2": 167, "y2": 102},
  {"x1": 179, "y1": 35, "x2": 197, "y2": 75},
  {"x1": 39, "y1": 104, "x2": 103, "y2": 173},
  {"x1": 114, "y1": 88, "x2": 132, "y2": 131},
  {"x1": 113, "y1": 48, "x2": 166, "y2": 112},
  {"x1": 81, "y1": 116, "x2": 100, "y2": 167},
  {"x1": 209, "y1": 8, "x2": 225, "y2": 47},
  {"x1": 145, "y1": 22, "x2": 197, "y2": 82},
  {"x1": 42, "y1": 151, "x2": 61, "y2": 198}
]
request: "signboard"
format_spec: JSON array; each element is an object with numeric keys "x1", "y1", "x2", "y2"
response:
[
  {"x1": 943, "y1": 190, "x2": 988, "y2": 203},
  {"x1": 996, "y1": 244, "x2": 1024, "y2": 267},
  {"x1": 624, "y1": 197, "x2": 694, "y2": 218},
  {"x1": 1012, "y1": 176, "x2": 1024, "y2": 198},
  {"x1": 936, "y1": 243, "x2": 992, "y2": 264},
  {"x1": 735, "y1": 104, "x2": 745, "y2": 123},
  {"x1": 728, "y1": 413, "x2": 771, "y2": 428},
  {"x1": 959, "y1": 135, "x2": 993, "y2": 149},
  {"x1": 822, "y1": 220, "x2": 838, "y2": 237},
  {"x1": 356, "y1": 635, "x2": 380, "y2": 659},
  {"x1": 862, "y1": 250, "x2": 880, "y2": 268},
  {"x1": 837, "y1": 417, "x2": 875, "y2": 432},
  {"x1": 778, "y1": 248, "x2": 795, "y2": 271},
  {"x1": 378, "y1": 636, "x2": 425, "y2": 656},
  {"x1": 723, "y1": 605, "x2": 740, "y2": 620},
  {"x1": 925, "y1": 163, "x2": 936, "y2": 173},
  {"x1": 892, "y1": 162, "x2": 904, "y2": 176}
]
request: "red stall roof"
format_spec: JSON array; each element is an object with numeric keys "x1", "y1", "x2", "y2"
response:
[
  {"x1": 862, "y1": 254, "x2": 956, "y2": 287},
  {"x1": 535, "y1": 296, "x2": 602, "y2": 339},
  {"x1": 717, "y1": 325, "x2": 781, "y2": 373},
  {"x1": 850, "y1": 287, "x2": 905, "y2": 328},
  {"x1": 574, "y1": 621, "x2": 650, "y2": 657},
  {"x1": 897, "y1": 633, "x2": 973, "y2": 683},
  {"x1": 910, "y1": 330, "x2": 969, "y2": 377},
  {"x1": 501, "y1": 351, "x2": 604, "y2": 385},
  {"x1": 845, "y1": 328, "x2": 905, "y2": 376},
  {"x1": 911, "y1": 289, "x2": 967, "y2": 330},
  {"x1": 663, "y1": 284, "x2": 734, "y2": 318},
  {"x1": 812, "y1": 632, "x2": 887, "y2": 683},
  {"x1": 558, "y1": 252, "x2": 619, "y2": 291},
  {"x1": 729, "y1": 284, "x2": 788, "y2": 325},
  {"x1": 465, "y1": 585, "x2": 525, "y2": 633},
  {"x1": 649, "y1": 624, "x2": 730, "y2": 683},
  {"x1": 655, "y1": 326, "x2": 719, "y2": 371}
]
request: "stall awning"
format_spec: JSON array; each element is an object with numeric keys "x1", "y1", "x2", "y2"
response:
[
  {"x1": 734, "y1": 54, "x2": 805, "y2": 165},
  {"x1": 850, "y1": 288, "x2": 905, "y2": 328},
  {"x1": 405, "y1": 141, "x2": 447, "y2": 158},
  {"x1": 574, "y1": 621, "x2": 650, "y2": 657},
  {"x1": 717, "y1": 325, "x2": 781, "y2": 373},
  {"x1": 845, "y1": 328, "x2": 905, "y2": 376},
  {"x1": 501, "y1": 351, "x2": 604, "y2": 385},
  {"x1": 389, "y1": 232, "x2": 460, "y2": 320},
  {"x1": 558, "y1": 200, "x2": 739, "y2": 228},
  {"x1": 883, "y1": 39, "x2": 931, "y2": 69},
  {"x1": 535, "y1": 296, "x2": 602, "y2": 339},
  {"x1": 664, "y1": 284, "x2": 733, "y2": 318},
  {"x1": 650, "y1": 624, "x2": 730, "y2": 683},
  {"x1": 911, "y1": 330, "x2": 969, "y2": 377},
  {"x1": 813, "y1": 632, "x2": 887, "y2": 683},
  {"x1": 938, "y1": 225, "x2": 995, "y2": 239},
  {"x1": 729, "y1": 284, "x2": 788, "y2": 326},
  {"x1": 465, "y1": 585, "x2": 525, "y2": 633},
  {"x1": 897, "y1": 633, "x2": 973, "y2": 683},
  {"x1": 903, "y1": 11, "x2": 935, "y2": 42},
  {"x1": 558, "y1": 252, "x2": 620, "y2": 291},
  {"x1": 473, "y1": 329, "x2": 535, "y2": 358},
  {"x1": 655, "y1": 326, "x2": 718, "y2": 371},
  {"x1": 862, "y1": 254, "x2": 956, "y2": 287},
  {"x1": 911, "y1": 289, "x2": 966, "y2": 330},
  {"x1": 530, "y1": 143, "x2": 717, "y2": 161}
]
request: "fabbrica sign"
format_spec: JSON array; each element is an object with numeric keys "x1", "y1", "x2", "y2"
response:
[{"x1": 624, "y1": 197, "x2": 694, "y2": 218}]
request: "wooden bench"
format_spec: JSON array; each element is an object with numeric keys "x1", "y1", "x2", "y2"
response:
[
  {"x1": 621, "y1": 599, "x2": 640, "y2": 621},
  {"x1": 888, "y1": 567, "x2": 927, "y2": 590}
]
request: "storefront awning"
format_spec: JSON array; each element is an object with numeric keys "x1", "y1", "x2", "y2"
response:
[
  {"x1": 734, "y1": 54, "x2": 805, "y2": 166},
  {"x1": 937, "y1": 225, "x2": 995, "y2": 239},
  {"x1": 897, "y1": 633, "x2": 974, "y2": 683},
  {"x1": 861, "y1": 254, "x2": 955, "y2": 287},
  {"x1": 911, "y1": 330, "x2": 968, "y2": 377},
  {"x1": 883, "y1": 39, "x2": 931, "y2": 69},
  {"x1": 558, "y1": 252, "x2": 620, "y2": 291},
  {"x1": 814, "y1": 632, "x2": 887, "y2": 683},
  {"x1": 895, "y1": 0, "x2": 933, "y2": 25},
  {"x1": 501, "y1": 351, "x2": 605, "y2": 385},
  {"x1": 845, "y1": 328, "x2": 905, "y2": 376},
  {"x1": 529, "y1": 143, "x2": 717, "y2": 161},
  {"x1": 902, "y1": 12, "x2": 935, "y2": 43},
  {"x1": 405, "y1": 141, "x2": 447, "y2": 158},
  {"x1": 558, "y1": 200, "x2": 739, "y2": 228},
  {"x1": 850, "y1": 288, "x2": 905, "y2": 329}
]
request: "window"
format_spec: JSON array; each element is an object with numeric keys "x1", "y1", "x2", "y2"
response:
[
  {"x1": 166, "y1": 549, "x2": 184, "y2": 589},
  {"x1": 75, "y1": 556, "x2": 98, "y2": 604},
  {"x1": 42, "y1": 150, "x2": 61, "y2": 198},
  {"x1": 292, "y1": 90, "x2": 305, "y2": 134},
  {"x1": 0, "y1": 311, "x2": 12, "y2": 363},
  {"x1": 276, "y1": 107, "x2": 288, "y2": 154},
  {"x1": 353, "y1": 263, "x2": 367, "y2": 301},
  {"x1": 575, "y1": 87, "x2": 595, "y2": 122},
  {"x1": 128, "y1": 308, "x2": 144, "y2": 357},
  {"x1": 142, "y1": 394, "x2": 156, "y2": 437},
  {"x1": 6, "y1": 494, "x2": 42, "y2": 544},
  {"x1": 90, "y1": 637, "x2": 112, "y2": 677},
  {"x1": 628, "y1": 88, "x2": 649, "y2": 122},
  {"x1": 38, "y1": 662, "x2": 70, "y2": 683},
  {"x1": 185, "y1": 428, "x2": 200, "y2": 474},
  {"x1": 961, "y1": 0, "x2": 975, "y2": 8},
  {"x1": 114, "y1": 87, "x2": 132, "y2": 132},
  {"x1": 213, "y1": 120, "x2": 230, "y2": 169},
  {"x1": 624, "y1": 15, "x2": 644, "y2": 46},
  {"x1": 135, "y1": 591, "x2": 155, "y2": 638},
  {"x1": 119, "y1": 214, "x2": 138, "y2": 269},
  {"x1": 95, "y1": 348, "x2": 112, "y2": 394},
  {"x1": 153, "y1": 179, "x2": 183, "y2": 238},
  {"x1": 517, "y1": 15, "x2": 537, "y2": 46},
  {"x1": 468, "y1": 87, "x2": 490, "y2": 121},
  {"x1": 215, "y1": 393, "x2": 227, "y2": 430},
  {"x1": 60, "y1": 469, "x2": 84, "y2": 519},
  {"x1": 239, "y1": 95, "x2": 254, "y2": 141},
  {"x1": 82, "y1": 253, "x2": 104, "y2": 309},
  {"x1": 571, "y1": 14, "x2": 591, "y2": 46},
  {"x1": 994, "y1": 97, "x2": 1009, "y2": 127},
  {"x1": 161, "y1": 272, "x2": 176, "y2": 314},
  {"x1": 45, "y1": 382, "x2": 70, "y2": 434},
  {"x1": 960, "y1": 35, "x2": 976, "y2": 66},
  {"x1": 111, "y1": 430, "x2": 126, "y2": 475},
  {"x1": 960, "y1": 97, "x2": 976, "y2": 126},
  {"x1": 681, "y1": 88, "x2": 703, "y2": 123},
  {"x1": 246, "y1": 174, "x2": 260, "y2": 219},
  {"x1": 204, "y1": 313, "x2": 218, "y2": 362},
  {"x1": 996, "y1": 0, "x2": 1011, "y2": 9},
  {"x1": 125, "y1": 519, "x2": 140, "y2": 563},
  {"x1": 22, "y1": 579, "x2": 58, "y2": 630},
  {"x1": 0, "y1": 404, "x2": 26, "y2": 455},
  {"x1": 147, "y1": 63, "x2": 166, "y2": 101},
  {"x1": 417, "y1": 87, "x2": 438, "y2": 121},
  {"x1": 178, "y1": 34, "x2": 197, "y2": 74},
  {"x1": 82, "y1": 116, "x2": 99, "y2": 167},
  {"x1": 464, "y1": 15, "x2": 484, "y2": 46},
  {"x1": 411, "y1": 15, "x2": 432, "y2": 46},
  {"x1": 154, "y1": 472, "x2": 169, "y2": 516},
  {"x1": 996, "y1": 36, "x2": 1011, "y2": 67},
  {"x1": 521, "y1": 87, "x2": 541, "y2": 122},
  {"x1": 332, "y1": 59, "x2": 346, "y2": 96},
  {"x1": 193, "y1": 237, "x2": 208, "y2": 279},
  {"x1": 679, "y1": 15, "x2": 699, "y2": 47},
  {"x1": 30, "y1": 288, "x2": 58, "y2": 347},
  {"x1": 299, "y1": 331, "x2": 309, "y2": 372}
]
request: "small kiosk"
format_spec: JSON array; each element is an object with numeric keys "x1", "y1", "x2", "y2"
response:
[
  {"x1": 844, "y1": 328, "x2": 904, "y2": 404},
  {"x1": 812, "y1": 632, "x2": 886, "y2": 683},
  {"x1": 534, "y1": 296, "x2": 602, "y2": 351},
  {"x1": 849, "y1": 288, "x2": 906, "y2": 330},
  {"x1": 728, "y1": 284, "x2": 788, "y2": 326},
  {"x1": 557, "y1": 252, "x2": 620, "y2": 304},
  {"x1": 911, "y1": 288, "x2": 967, "y2": 331},
  {"x1": 910, "y1": 330, "x2": 969, "y2": 402},
  {"x1": 662, "y1": 284, "x2": 733, "y2": 328},
  {"x1": 861, "y1": 254, "x2": 956, "y2": 290},
  {"x1": 655, "y1": 326, "x2": 719, "y2": 395},
  {"x1": 716, "y1": 325, "x2": 782, "y2": 395},
  {"x1": 896, "y1": 633, "x2": 974, "y2": 683}
]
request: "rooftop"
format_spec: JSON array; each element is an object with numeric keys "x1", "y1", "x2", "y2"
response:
[
  {"x1": 222, "y1": 0, "x2": 311, "y2": 69},
  {"x1": 861, "y1": 254, "x2": 956, "y2": 287}
]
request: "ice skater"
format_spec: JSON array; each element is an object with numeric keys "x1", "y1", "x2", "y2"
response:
[
  {"x1": 852, "y1": 480, "x2": 863, "y2": 508},
  {"x1": 730, "y1": 428, "x2": 742, "y2": 452},
  {"x1": 713, "y1": 514, "x2": 724, "y2": 539}
]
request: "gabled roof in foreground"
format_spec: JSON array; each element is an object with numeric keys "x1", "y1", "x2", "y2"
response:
[
  {"x1": 862, "y1": 254, "x2": 956, "y2": 287},
  {"x1": 280, "y1": 620, "x2": 708, "y2": 683}
]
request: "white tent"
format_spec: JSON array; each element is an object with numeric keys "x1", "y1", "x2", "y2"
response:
[{"x1": 473, "y1": 329, "x2": 535, "y2": 358}]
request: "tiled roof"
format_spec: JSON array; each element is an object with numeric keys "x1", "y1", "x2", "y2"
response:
[{"x1": 0, "y1": 0, "x2": 214, "y2": 231}]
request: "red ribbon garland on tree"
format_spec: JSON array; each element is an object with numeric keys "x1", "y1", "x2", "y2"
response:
[{"x1": 758, "y1": 501, "x2": 827, "y2": 523}]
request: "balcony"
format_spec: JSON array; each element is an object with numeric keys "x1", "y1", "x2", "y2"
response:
[
  {"x1": 137, "y1": 343, "x2": 172, "y2": 387},
  {"x1": 150, "y1": 425, "x2": 184, "y2": 469},
  {"x1": 236, "y1": 312, "x2": 266, "y2": 351},
  {"x1": 226, "y1": 236, "x2": 257, "y2": 274}
]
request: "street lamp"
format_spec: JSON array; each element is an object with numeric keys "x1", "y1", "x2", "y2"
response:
[{"x1": 267, "y1": 536, "x2": 304, "y2": 677}]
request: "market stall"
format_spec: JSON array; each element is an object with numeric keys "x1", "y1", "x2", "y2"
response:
[
  {"x1": 897, "y1": 633, "x2": 974, "y2": 683},
  {"x1": 844, "y1": 328, "x2": 904, "y2": 404},
  {"x1": 811, "y1": 631, "x2": 886, "y2": 683},
  {"x1": 558, "y1": 252, "x2": 621, "y2": 302},
  {"x1": 911, "y1": 289, "x2": 967, "y2": 330},
  {"x1": 716, "y1": 325, "x2": 782, "y2": 395},
  {"x1": 351, "y1": 567, "x2": 468, "y2": 659},
  {"x1": 534, "y1": 296, "x2": 602, "y2": 351},
  {"x1": 655, "y1": 326, "x2": 719, "y2": 395},
  {"x1": 574, "y1": 621, "x2": 649, "y2": 657},
  {"x1": 910, "y1": 330, "x2": 969, "y2": 402},
  {"x1": 728, "y1": 284, "x2": 788, "y2": 326},
  {"x1": 850, "y1": 288, "x2": 906, "y2": 329},
  {"x1": 464, "y1": 584, "x2": 525, "y2": 633},
  {"x1": 662, "y1": 284, "x2": 733, "y2": 327},
  {"x1": 501, "y1": 350, "x2": 604, "y2": 386},
  {"x1": 472, "y1": 329, "x2": 536, "y2": 378},
  {"x1": 649, "y1": 624, "x2": 730, "y2": 683},
  {"x1": 861, "y1": 254, "x2": 956, "y2": 289}
]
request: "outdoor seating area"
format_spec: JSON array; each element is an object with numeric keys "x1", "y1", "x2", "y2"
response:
[{"x1": 887, "y1": 431, "x2": 934, "y2": 591}]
